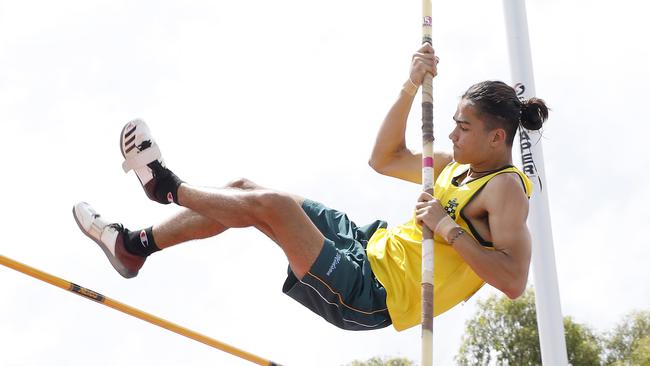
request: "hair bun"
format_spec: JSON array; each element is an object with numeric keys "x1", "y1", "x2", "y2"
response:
[{"x1": 520, "y1": 97, "x2": 549, "y2": 131}]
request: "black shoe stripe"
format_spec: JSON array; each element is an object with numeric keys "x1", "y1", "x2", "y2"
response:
[
  {"x1": 124, "y1": 126, "x2": 137, "y2": 139},
  {"x1": 124, "y1": 136, "x2": 136, "y2": 153}
]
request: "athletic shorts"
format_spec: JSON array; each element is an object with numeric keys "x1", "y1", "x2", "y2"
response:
[{"x1": 282, "y1": 199, "x2": 392, "y2": 331}]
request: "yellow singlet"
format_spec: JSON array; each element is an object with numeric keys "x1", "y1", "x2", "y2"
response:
[{"x1": 366, "y1": 162, "x2": 532, "y2": 331}]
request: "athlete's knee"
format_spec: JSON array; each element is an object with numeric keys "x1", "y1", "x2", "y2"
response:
[
  {"x1": 252, "y1": 190, "x2": 297, "y2": 218},
  {"x1": 226, "y1": 177, "x2": 260, "y2": 190}
]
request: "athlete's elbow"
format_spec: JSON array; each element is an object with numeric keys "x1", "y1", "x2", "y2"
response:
[
  {"x1": 368, "y1": 156, "x2": 391, "y2": 175},
  {"x1": 493, "y1": 272, "x2": 527, "y2": 299},
  {"x1": 369, "y1": 147, "x2": 407, "y2": 175},
  {"x1": 504, "y1": 285, "x2": 525, "y2": 300},
  {"x1": 502, "y1": 276, "x2": 528, "y2": 299},
  {"x1": 497, "y1": 255, "x2": 530, "y2": 299},
  {"x1": 368, "y1": 157, "x2": 382, "y2": 172}
]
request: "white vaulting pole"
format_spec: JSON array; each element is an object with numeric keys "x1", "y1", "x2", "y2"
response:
[
  {"x1": 420, "y1": 0, "x2": 434, "y2": 364},
  {"x1": 502, "y1": 1, "x2": 569, "y2": 365}
]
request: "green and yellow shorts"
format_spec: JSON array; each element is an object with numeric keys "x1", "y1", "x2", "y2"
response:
[{"x1": 282, "y1": 199, "x2": 392, "y2": 331}]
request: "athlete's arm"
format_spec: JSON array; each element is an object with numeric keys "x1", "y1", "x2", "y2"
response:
[
  {"x1": 451, "y1": 174, "x2": 532, "y2": 299},
  {"x1": 368, "y1": 94, "x2": 451, "y2": 185},
  {"x1": 369, "y1": 44, "x2": 449, "y2": 184}
]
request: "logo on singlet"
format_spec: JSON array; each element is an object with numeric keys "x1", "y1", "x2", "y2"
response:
[{"x1": 444, "y1": 198, "x2": 459, "y2": 219}]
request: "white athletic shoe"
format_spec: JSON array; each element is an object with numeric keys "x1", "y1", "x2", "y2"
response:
[
  {"x1": 72, "y1": 202, "x2": 145, "y2": 278},
  {"x1": 120, "y1": 119, "x2": 175, "y2": 204}
]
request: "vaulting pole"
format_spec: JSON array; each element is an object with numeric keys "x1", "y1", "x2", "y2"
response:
[
  {"x1": 502, "y1": 1, "x2": 568, "y2": 364},
  {"x1": 420, "y1": 0, "x2": 435, "y2": 364},
  {"x1": 0, "y1": 255, "x2": 281, "y2": 366}
]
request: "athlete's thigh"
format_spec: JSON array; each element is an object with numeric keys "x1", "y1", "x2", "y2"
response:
[{"x1": 259, "y1": 194, "x2": 324, "y2": 279}]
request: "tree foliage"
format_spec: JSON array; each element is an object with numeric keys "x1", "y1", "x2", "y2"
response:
[
  {"x1": 456, "y1": 289, "x2": 543, "y2": 365},
  {"x1": 563, "y1": 316, "x2": 603, "y2": 365},
  {"x1": 345, "y1": 292, "x2": 648, "y2": 366},
  {"x1": 604, "y1": 310, "x2": 650, "y2": 366},
  {"x1": 344, "y1": 356, "x2": 414, "y2": 366},
  {"x1": 456, "y1": 288, "x2": 602, "y2": 366},
  {"x1": 628, "y1": 336, "x2": 650, "y2": 365}
]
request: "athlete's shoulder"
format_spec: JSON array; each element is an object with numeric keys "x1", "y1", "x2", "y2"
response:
[
  {"x1": 485, "y1": 172, "x2": 528, "y2": 196},
  {"x1": 482, "y1": 173, "x2": 530, "y2": 217}
]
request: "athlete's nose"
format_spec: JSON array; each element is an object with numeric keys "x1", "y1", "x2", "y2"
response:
[{"x1": 449, "y1": 128, "x2": 457, "y2": 142}]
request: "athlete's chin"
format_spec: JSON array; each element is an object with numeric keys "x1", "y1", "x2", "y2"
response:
[{"x1": 452, "y1": 150, "x2": 467, "y2": 164}]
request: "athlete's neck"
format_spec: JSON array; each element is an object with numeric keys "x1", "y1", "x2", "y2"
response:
[{"x1": 467, "y1": 157, "x2": 512, "y2": 178}]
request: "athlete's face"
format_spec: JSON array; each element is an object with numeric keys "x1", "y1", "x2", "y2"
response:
[{"x1": 449, "y1": 99, "x2": 494, "y2": 164}]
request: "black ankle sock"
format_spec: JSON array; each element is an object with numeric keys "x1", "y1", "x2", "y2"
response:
[
  {"x1": 124, "y1": 227, "x2": 161, "y2": 257},
  {"x1": 149, "y1": 161, "x2": 184, "y2": 205}
]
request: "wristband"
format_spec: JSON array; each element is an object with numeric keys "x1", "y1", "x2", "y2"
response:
[
  {"x1": 402, "y1": 78, "x2": 419, "y2": 97},
  {"x1": 434, "y1": 215, "x2": 459, "y2": 239}
]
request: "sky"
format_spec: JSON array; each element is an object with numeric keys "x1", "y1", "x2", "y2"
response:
[{"x1": 1, "y1": 0, "x2": 649, "y2": 365}]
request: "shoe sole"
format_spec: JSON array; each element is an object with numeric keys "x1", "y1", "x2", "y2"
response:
[{"x1": 72, "y1": 205, "x2": 135, "y2": 279}]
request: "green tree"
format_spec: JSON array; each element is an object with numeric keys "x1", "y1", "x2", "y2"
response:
[
  {"x1": 563, "y1": 316, "x2": 603, "y2": 366},
  {"x1": 604, "y1": 310, "x2": 650, "y2": 366},
  {"x1": 629, "y1": 336, "x2": 650, "y2": 365},
  {"x1": 344, "y1": 356, "x2": 414, "y2": 366},
  {"x1": 455, "y1": 288, "x2": 602, "y2": 366},
  {"x1": 347, "y1": 294, "x2": 648, "y2": 366}
]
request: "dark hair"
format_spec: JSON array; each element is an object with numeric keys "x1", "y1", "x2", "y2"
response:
[{"x1": 461, "y1": 80, "x2": 549, "y2": 146}]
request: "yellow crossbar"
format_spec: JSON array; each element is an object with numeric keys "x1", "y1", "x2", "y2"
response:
[{"x1": 0, "y1": 255, "x2": 281, "y2": 366}]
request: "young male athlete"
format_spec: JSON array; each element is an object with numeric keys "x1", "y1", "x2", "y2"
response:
[{"x1": 73, "y1": 44, "x2": 548, "y2": 331}]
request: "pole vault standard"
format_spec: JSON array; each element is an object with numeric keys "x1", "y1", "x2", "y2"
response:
[
  {"x1": 420, "y1": 0, "x2": 435, "y2": 364},
  {"x1": 0, "y1": 255, "x2": 281, "y2": 366},
  {"x1": 502, "y1": 1, "x2": 569, "y2": 364}
]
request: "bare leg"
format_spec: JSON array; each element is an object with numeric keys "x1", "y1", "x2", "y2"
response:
[
  {"x1": 153, "y1": 209, "x2": 227, "y2": 249},
  {"x1": 175, "y1": 183, "x2": 324, "y2": 278},
  {"x1": 150, "y1": 178, "x2": 324, "y2": 278},
  {"x1": 152, "y1": 178, "x2": 258, "y2": 249}
]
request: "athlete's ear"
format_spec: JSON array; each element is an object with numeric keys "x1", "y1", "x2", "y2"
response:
[{"x1": 490, "y1": 128, "x2": 507, "y2": 146}]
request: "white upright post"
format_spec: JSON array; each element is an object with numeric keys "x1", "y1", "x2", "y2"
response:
[{"x1": 502, "y1": 1, "x2": 569, "y2": 365}]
